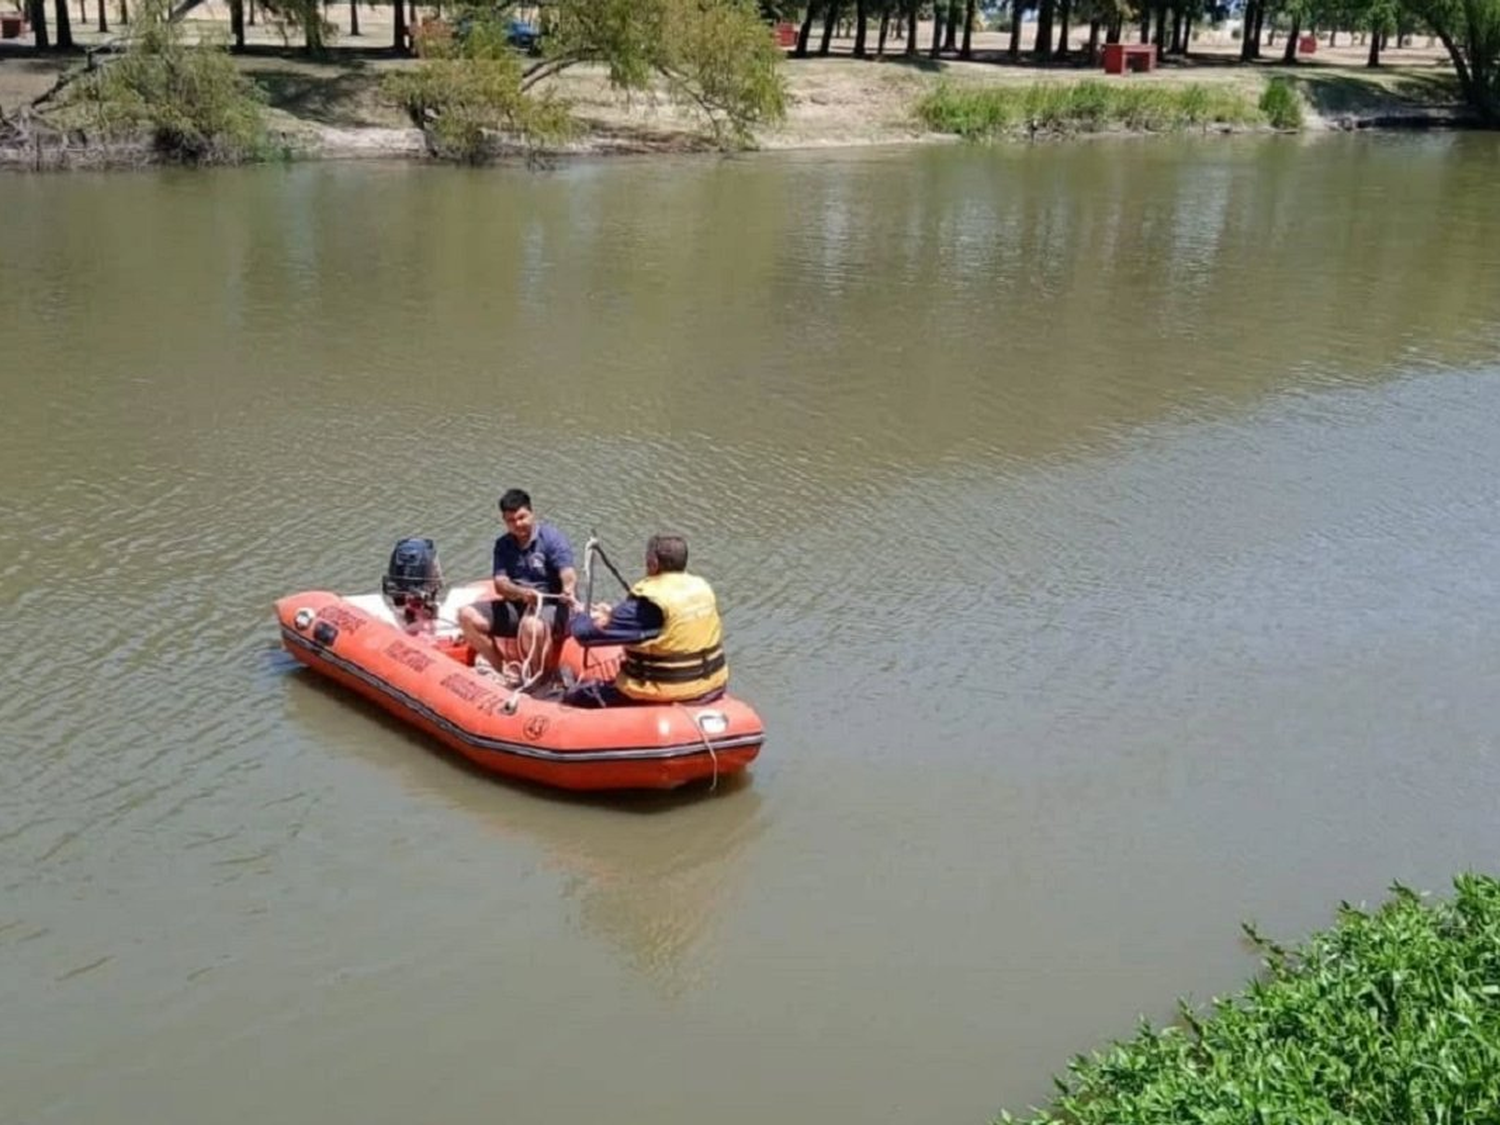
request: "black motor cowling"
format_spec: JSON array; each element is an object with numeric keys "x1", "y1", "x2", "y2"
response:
[{"x1": 381, "y1": 537, "x2": 446, "y2": 625}]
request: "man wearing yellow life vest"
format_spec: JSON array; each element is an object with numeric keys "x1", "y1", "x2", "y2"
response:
[{"x1": 566, "y1": 534, "x2": 728, "y2": 708}]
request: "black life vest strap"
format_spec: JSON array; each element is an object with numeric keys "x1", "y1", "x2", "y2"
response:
[{"x1": 623, "y1": 646, "x2": 726, "y2": 684}]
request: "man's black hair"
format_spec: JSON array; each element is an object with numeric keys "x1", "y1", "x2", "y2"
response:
[{"x1": 498, "y1": 488, "x2": 532, "y2": 514}]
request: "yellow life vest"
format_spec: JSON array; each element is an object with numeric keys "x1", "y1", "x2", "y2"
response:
[{"x1": 618, "y1": 572, "x2": 729, "y2": 702}]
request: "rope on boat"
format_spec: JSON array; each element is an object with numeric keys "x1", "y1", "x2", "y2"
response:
[
  {"x1": 498, "y1": 590, "x2": 572, "y2": 715},
  {"x1": 588, "y1": 538, "x2": 633, "y2": 594},
  {"x1": 579, "y1": 535, "x2": 632, "y2": 680},
  {"x1": 676, "y1": 702, "x2": 720, "y2": 791},
  {"x1": 489, "y1": 538, "x2": 631, "y2": 714}
]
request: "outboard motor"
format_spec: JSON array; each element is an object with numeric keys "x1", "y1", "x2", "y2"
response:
[{"x1": 381, "y1": 537, "x2": 446, "y2": 630}]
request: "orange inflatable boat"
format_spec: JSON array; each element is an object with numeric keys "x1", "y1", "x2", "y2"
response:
[{"x1": 275, "y1": 577, "x2": 764, "y2": 792}]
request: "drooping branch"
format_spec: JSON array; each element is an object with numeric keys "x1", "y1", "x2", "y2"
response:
[{"x1": 519, "y1": 53, "x2": 585, "y2": 91}]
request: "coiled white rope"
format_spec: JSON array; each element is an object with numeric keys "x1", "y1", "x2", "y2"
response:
[
  {"x1": 675, "y1": 702, "x2": 720, "y2": 792},
  {"x1": 498, "y1": 591, "x2": 572, "y2": 715}
]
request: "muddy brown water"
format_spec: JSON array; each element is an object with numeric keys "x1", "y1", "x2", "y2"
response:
[{"x1": 4, "y1": 134, "x2": 1500, "y2": 1124}]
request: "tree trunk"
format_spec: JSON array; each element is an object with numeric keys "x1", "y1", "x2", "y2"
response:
[
  {"x1": 1182, "y1": 11, "x2": 1194, "y2": 55},
  {"x1": 1170, "y1": 9, "x2": 1184, "y2": 53},
  {"x1": 904, "y1": 0, "x2": 916, "y2": 57},
  {"x1": 1007, "y1": 1, "x2": 1022, "y2": 56},
  {"x1": 392, "y1": 0, "x2": 406, "y2": 52},
  {"x1": 52, "y1": 0, "x2": 72, "y2": 48},
  {"x1": 1034, "y1": 0, "x2": 1053, "y2": 56},
  {"x1": 348, "y1": 0, "x2": 358, "y2": 35},
  {"x1": 1105, "y1": 15, "x2": 1121, "y2": 43},
  {"x1": 795, "y1": 0, "x2": 816, "y2": 56},
  {"x1": 1367, "y1": 28, "x2": 1381, "y2": 66},
  {"x1": 28, "y1": 0, "x2": 48, "y2": 48},
  {"x1": 1282, "y1": 15, "x2": 1299, "y2": 62},
  {"x1": 1085, "y1": 16, "x2": 1099, "y2": 60},
  {"x1": 1239, "y1": 0, "x2": 1256, "y2": 59},
  {"x1": 1328, "y1": 28, "x2": 1337, "y2": 47},
  {"x1": 95, "y1": 0, "x2": 105, "y2": 32},
  {"x1": 818, "y1": 0, "x2": 839, "y2": 55},
  {"x1": 852, "y1": 0, "x2": 867, "y2": 57},
  {"x1": 1138, "y1": 9, "x2": 1149, "y2": 42},
  {"x1": 229, "y1": 0, "x2": 243, "y2": 46},
  {"x1": 117, "y1": 0, "x2": 126, "y2": 22},
  {"x1": 876, "y1": 8, "x2": 889, "y2": 55},
  {"x1": 944, "y1": 0, "x2": 959, "y2": 50},
  {"x1": 960, "y1": 0, "x2": 975, "y2": 57},
  {"x1": 1054, "y1": 0, "x2": 1070, "y2": 57},
  {"x1": 1252, "y1": 5, "x2": 1265, "y2": 55},
  {"x1": 928, "y1": 0, "x2": 942, "y2": 56},
  {"x1": 1152, "y1": 2, "x2": 1166, "y2": 50},
  {"x1": 248, "y1": 0, "x2": 255, "y2": 26}
]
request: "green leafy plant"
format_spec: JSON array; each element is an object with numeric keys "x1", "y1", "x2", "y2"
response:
[
  {"x1": 1259, "y1": 75, "x2": 1305, "y2": 129},
  {"x1": 917, "y1": 81, "x2": 1262, "y2": 139},
  {"x1": 68, "y1": 0, "x2": 269, "y2": 163},
  {"x1": 386, "y1": 0, "x2": 786, "y2": 162},
  {"x1": 385, "y1": 11, "x2": 574, "y2": 163},
  {"x1": 998, "y1": 874, "x2": 1500, "y2": 1125},
  {"x1": 1404, "y1": 0, "x2": 1500, "y2": 123},
  {"x1": 543, "y1": 0, "x2": 786, "y2": 146}
]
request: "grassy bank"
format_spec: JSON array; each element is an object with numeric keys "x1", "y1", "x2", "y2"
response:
[
  {"x1": 916, "y1": 78, "x2": 1297, "y2": 139},
  {"x1": 1, "y1": 37, "x2": 1472, "y2": 168},
  {"x1": 1001, "y1": 874, "x2": 1500, "y2": 1124}
]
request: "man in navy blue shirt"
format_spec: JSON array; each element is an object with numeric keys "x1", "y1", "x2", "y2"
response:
[{"x1": 458, "y1": 488, "x2": 579, "y2": 685}]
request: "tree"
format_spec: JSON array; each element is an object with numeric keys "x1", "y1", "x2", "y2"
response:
[
  {"x1": 1405, "y1": 0, "x2": 1500, "y2": 119},
  {"x1": 1035, "y1": 0, "x2": 1056, "y2": 54},
  {"x1": 256, "y1": 0, "x2": 330, "y2": 51},
  {"x1": 794, "y1": 0, "x2": 818, "y2": 55},
  {"x1": 819, "y1": 0, "x2": 841, "y2": 53},
  {"x1": 390, "y1": 0, "x2": 788, "y2": 158},
  {"x1": 1362, "y1": 0, "x2": 1396, "y2": 63},
  {"x1": 28, "y1": 0, "x2": 50, "y2": 47},
  {"x1": 53, "y1": 0, "x2": 74, "y2": 47},
  {"x1": 69, "y1": 0, "x2": 268, "y2": 161}
]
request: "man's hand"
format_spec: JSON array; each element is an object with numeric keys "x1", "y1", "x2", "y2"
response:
[{"x1": 590, "y1": 602, "x2": 613, "y2": 629}]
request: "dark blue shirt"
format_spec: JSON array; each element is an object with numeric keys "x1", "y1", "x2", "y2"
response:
[
  {"x1": 492, "y1": 522, "x2": 574, "y2": 595},
  {"x1": 571, "y1": 595, "x2": 664, "y2": 646}
]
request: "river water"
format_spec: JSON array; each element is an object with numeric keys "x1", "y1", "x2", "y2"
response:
[{"x1": 3, "y1": 133, "x2": 1500, "y2": 1124}]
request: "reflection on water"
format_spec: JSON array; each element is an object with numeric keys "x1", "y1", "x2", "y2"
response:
[
  {"x1": 3, "y1": 133, "x2": 1500, "y2": 1125},
  {"x1": 288, "y1": 667, "x2": 767, "y2": 994}
]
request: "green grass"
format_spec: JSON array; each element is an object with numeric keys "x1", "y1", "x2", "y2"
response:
[
  {"x1": 998, "y1": 874, "x2": 1500, "y2": 1124},
  {"x1": 917, "y1": 80, "x2": 1267, "y2": 139},
  {"x1": 1260, "y1": 75, "x2": 1305, "y2": 129}
]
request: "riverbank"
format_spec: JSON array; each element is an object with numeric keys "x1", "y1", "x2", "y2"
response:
[{"x1": 0, "y1": 16, "x2": 1473, "y2": 168}]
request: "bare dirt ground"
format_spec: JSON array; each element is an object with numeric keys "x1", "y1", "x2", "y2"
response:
[{"x1": 0, "y1": 5, "x2": 1468, "y2": 162}]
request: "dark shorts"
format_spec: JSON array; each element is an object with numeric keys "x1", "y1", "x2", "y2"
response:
[{"x1": 477, "y1": 599, "x2": 568, "y2": 639}]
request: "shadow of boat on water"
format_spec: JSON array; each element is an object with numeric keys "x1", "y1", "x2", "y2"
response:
[{"x1": 279, "y1": 662, "x2": 768, "y2": 994}]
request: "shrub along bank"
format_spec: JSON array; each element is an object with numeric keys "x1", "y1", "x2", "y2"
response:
[{"x1": 1000, "y1": 874, "x2": 1500, "y2": 1125}]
